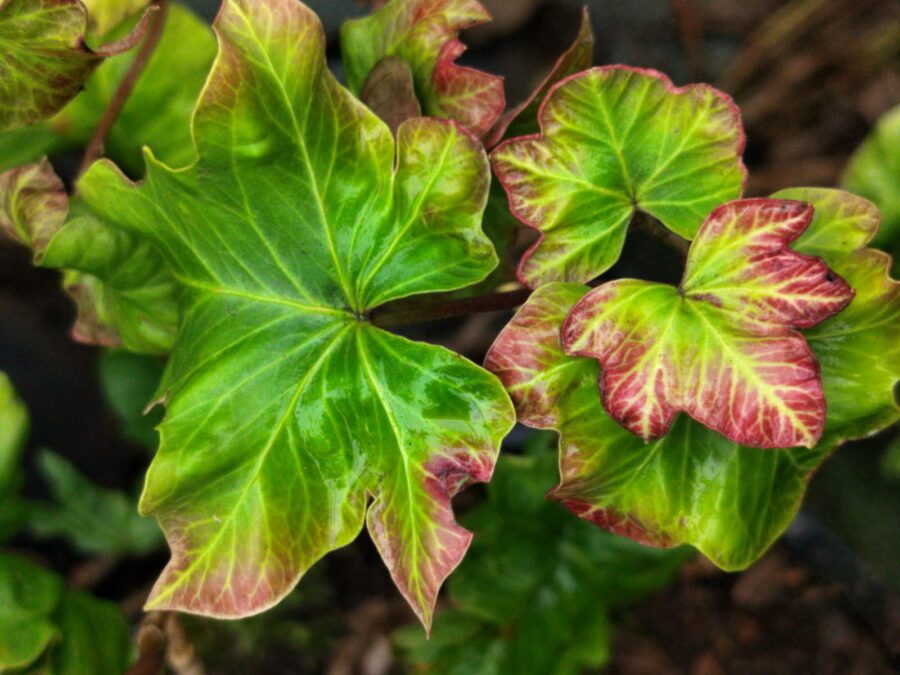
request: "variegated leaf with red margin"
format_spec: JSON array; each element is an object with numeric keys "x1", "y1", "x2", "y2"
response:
[
  {"x1": 78, "y1": 0, "x2": 514, "y2": 630},
  {"x1": 0, "y1": 0, "x2": 154, "y2": 131},
  {"x1": 492, "y1": 66, "x2": 746, "y2": 288},
  {"x1": 341, "y1": 0, "x2": 505, "y2": 139},
  {"x1": 485, "y1": 190, "x2": 899, "y2": 569},
  {"x1": 563, "y1": 199, "x2": 853, "y2": 448}
]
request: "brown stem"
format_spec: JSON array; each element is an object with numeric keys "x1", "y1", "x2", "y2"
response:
[
  {"x1": 369, "y1": 287, "x2": 532, "y2": 328},
  {"x1": 78, "y1": 1, "x2": 168, "y2": 178},
  {"x1": 125, "y1": 614, "x2": 167, "y2": 675},
  {"x1": 632, "y1": 211, "x2": 691, "y2": 259}
]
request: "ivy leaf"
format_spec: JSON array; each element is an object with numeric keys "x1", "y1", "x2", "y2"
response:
[
  {"x1": 0, "y1": 0, "x2": 154, "y2": 131},
  {"x1": 485, "y1": 192, "x2": 899, "y2": 568},
  {"x1": 79, "y1": 0, "x2": 514, "y2": 629},
  {"x1": 0, "y1": 3, "x2": 216, "y2": 176},
  {"x1": 0, "y1": 159, "x2": 178, "y2": 354},
  {"x1": 81, "y1": 0, "x2": 150, "y2": 39},
  {"x1": 0, "y1": 555, "x2": 63, "y2": 671},
  {"x1": 395, "y1": 446, "x2": 688, "y2": 674},
  {"x1": 563, "y1": 199, "x2": 853, "y2": 448},
  {"x1": 0, "y1": 372, "x2": 28, "y2": 541},
  {"x1": 29, "y1": 450, "x2": 163, "y2": 556},
  {"x1": 483, "y1": 6, "x2": 595, "y2": 148},
  {"x1": 0, "y1": 554, "x2": 130, "y2": 674},
  {"x1": 774, "y1": 187, "x2": 900, "y2": 446},
  {"x1": 842, "y1": 104, "x2": 900, "y2": 270},
  {"x1": 492, "y1": 66, "x2": 746, "y2": 287},
  {"x1": 341, "y1": 0, "x2": 505, "y2": 138}
]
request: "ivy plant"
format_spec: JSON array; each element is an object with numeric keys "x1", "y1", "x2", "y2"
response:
[{"x1": 0, "y1": 0, "x2": 897, "y2": 648}]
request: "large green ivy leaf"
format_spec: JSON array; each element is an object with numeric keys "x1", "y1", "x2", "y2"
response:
[
  {"x1": 484, "y1": 194, "x2": 898, "y2": 568},
  {"x1": 341, "y1": 0, "x2": 505, "y2": 139},
  {"x1": 395, "y1": 446, "x2": 689, "y2": 675},
  {"x1": 0, "y1": 3, "x2": 216, "y2": 175},
  {"x1": 563, "y1": 198, "x2": 853, "y2": 448},
  {"x1": 0, "y1": 373, "x2": 28, "y2": 541},
  {"x1": 491, "y1": 66, "x2": 746, "y2": 287},
  {"x1": 0, "y1": 554, "x2": 131, "y2": 674},
  {"x1": 842, "y1": 104, "x2": 900, "y2": 269},
  {"x1": 0, "y1": 0, "x2": 151, "y2": 131},
  {"x1": 79, "y1": 0, "x2": 514, "y2": 629},
  {"x1": 29, "y1": 450, "x2": 163, "y2": 556},
  {"x1": 0, "y1": 159, "x2": 178, "y2": 353}
]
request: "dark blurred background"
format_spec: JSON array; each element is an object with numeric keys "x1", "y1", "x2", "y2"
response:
[{"x1": 0, "y1": 0, "x2": 897, "y2": 673}]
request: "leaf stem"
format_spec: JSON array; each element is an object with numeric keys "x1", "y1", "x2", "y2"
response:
[
  {"x1": 369, "y1": 287, "x2": 533, "y2": 328},
  {"x1": 632, "y1": 211, "x2": 691, "y2": 259},
  {"x1": 78, "y1": 1, "x2": 168, "y2": 178}
]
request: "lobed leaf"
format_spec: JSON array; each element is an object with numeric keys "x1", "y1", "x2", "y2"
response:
[
  {"x1": 492, "y1": 66, "x2": 746, "y2": 287},
  {"x1": 485, "y1": 190, "x2": 899, "y2": 568},
  {"x1": 0, "y1": 3, "x2": 217, "y2": 176},
  {"x1": 775, "y1": 188, "x2": 900, "y2": 446},
  {"x1": 79, "y1": 0, "x2": 514, "y2": 629},
  {"x1": 341, "y1": 0, "x2": 505, "y2": 138},
  {"x1": 0, "y1": 159, "x2": 178, "y2": 354},
  {"x1": 563, "y1": 199, "x2": 853, "y2": 448},
  {"x1": 842, "y1": 104, "x2": 900, "y2": 270},
  {"x1": 0, "y1": 0, "x2": 153, "y2": 131}
]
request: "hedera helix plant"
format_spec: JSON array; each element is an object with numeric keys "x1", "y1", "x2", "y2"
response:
[{"x1": 0, "y1": 0, "x2": 897, "y2": 637}]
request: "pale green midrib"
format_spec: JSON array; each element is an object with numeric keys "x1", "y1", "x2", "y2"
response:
[
  {"x1": 233, "y1": 4, "x2": 356, "y2": 311},
  {"x1": 684, "y1": 300, "x2": 813, "y2": 441},
  {"x1": 147, "y1": 322, "x2": 354, "y2": 607},
  {"x1": 356, "y1": 129, "x2": 457, "y2": 307},
  {"x1": 355, "y1": 326, "x2": 427, "y2": 609},
  {"x1": 174, "y1": 276, "x2": 354, "y2": 319}
]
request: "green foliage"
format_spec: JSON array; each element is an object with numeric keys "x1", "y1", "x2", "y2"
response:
[
  {"x1": 485, "y1": 190, "x2": 899, "y2": 570},
  {"x1": 0, "y1": 373, "x2": 28, "y2": 542},
  {"x1": 843, "y1": 104, "x2": 900, "y2": 271},
  {"x1": 80, "y1": 0, "x2": 514, "y2": 628},
  {"x1": 491, "y1": 66, "x2": 746, "y2": 287},
  {"x1": 29, "y1": 450, "x2": 162, "y2": 556},
  {"x1": 395, "y1": 443, "x2": 689, "y2": 674},
  {"x1": 0, "y1": 555, "x2": 131, "y2": 674},
  {"x1": 98, "y1": 350, "x2": 164, "y2": 449}
]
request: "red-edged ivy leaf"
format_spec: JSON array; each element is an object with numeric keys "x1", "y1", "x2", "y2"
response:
[
  {"x1": 483, "y1": 6, "x2": 595, "y2": 148},
  {"x1": 0, "y1": 0, "x2": 154, "y2": 131},
  {"x1": 0, "y1": 159, "x2": 178, "y2": 353},
  {"x1": 775, "y1": 188, "x2": 900, "y2": 446},
  {"x1": 492, "y1": 66, "x2": 746, "y2": 287},
  {"x1": 360, "y1": 55, "x2": 422, "y2": 136},
  {"x1": 842, "y1": 104, "x2": 900, "y2": 271},
  {"x1": 79, "y1": 0, "x2": 514, "y2": 629},
  {"x1": 485, "y1": 193, "x2": 898, "y2": 569},
  {"x1": 562, "y1": 199, "x2": 853, "y2": 448},
  {"x1": 341, "y1": 0, "x2": 505, "y2": 139},
  {"x1": 395, "y1": 443, "x2": 689, "y2": 675}
]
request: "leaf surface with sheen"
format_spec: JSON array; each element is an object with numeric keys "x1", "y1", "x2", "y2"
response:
[
  {"x1": 492, "y1": 66, "x2": 746, "y2": 287},
  {"x1": 80, "y1": 0, "x2": 513, "y2": 629},
  {"x1": 0, "y1": 373, "x2": 28, "y2": 541},
  {"x1": 485, "y1": 191, "x2": 898, "y2": 568},
  {"x1": 341, "y1": 0, "x2": 505, "y2": 138},
  {"x1": 563, "y1": 199, "x2": 853, "y2": 448}
]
